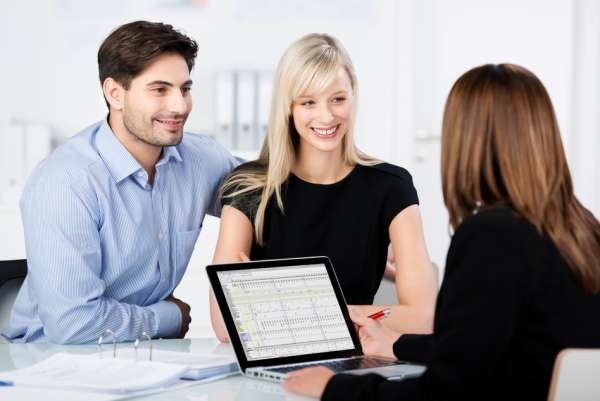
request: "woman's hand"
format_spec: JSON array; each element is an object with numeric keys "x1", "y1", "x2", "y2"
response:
[
  {"x1": 283, "y1": 366, "x2": 335, "y2": 398},
  {"x1": 210, "y1": 206, "x2": 253, "y2": 342},
  {"x1": 349, "y1": 307, "x2": 400, "y2": 359}
]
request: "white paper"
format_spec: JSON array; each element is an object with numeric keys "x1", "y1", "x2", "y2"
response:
[
  {"x1": 114, "y1": 348, "x2": 239, "y2": 380},
  {"x1": 0, "y1": 353, "x2": 188, "y2": 394}
]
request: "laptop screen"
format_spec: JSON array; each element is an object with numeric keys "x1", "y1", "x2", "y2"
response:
[{"x1": 216, "y1": 263, "x2": 355, "y2": 361}]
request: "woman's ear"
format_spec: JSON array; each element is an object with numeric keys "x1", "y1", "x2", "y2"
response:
[{"x1": 102, "y1": 77, "x2": 125, "y2": 111}]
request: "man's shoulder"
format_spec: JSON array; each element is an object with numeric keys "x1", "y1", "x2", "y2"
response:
[
  {"x1": 179, "y1": 132, "x2": 225, "y2": 155},
  {"x1": 26, "y1": 122, "x2": 105, "y2": 188},
  {"x1": 178, "y1": 132, "x2": 239, "y2": 171}
]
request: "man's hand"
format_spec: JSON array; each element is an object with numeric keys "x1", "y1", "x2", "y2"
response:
[{"x1": 166, "y1": 294, "x2": 191, "y2": 338}]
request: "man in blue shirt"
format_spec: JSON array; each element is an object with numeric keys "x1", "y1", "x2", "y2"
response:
[{"x1": 2, "y1": 21, "x2": 239, "y2": 343}]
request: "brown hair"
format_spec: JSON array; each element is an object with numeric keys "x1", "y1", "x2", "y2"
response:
[
  {"x1": 98, "y1": 20, "x2": 198, "y2": 106},
  {"x1": 441, "y1": 63, "x2": 600, "y2": 293}
]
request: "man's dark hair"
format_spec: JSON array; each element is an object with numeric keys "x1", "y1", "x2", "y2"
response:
[{"x1": 98, "y1": 20, "x2": 198, "y2": 99}]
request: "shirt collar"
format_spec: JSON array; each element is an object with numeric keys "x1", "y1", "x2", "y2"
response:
[
  {"x1": 94, "y1": 119, "x2": 183, "y2": 183},
  {"x1": 157, "y1": 142, "x2": 183, "y2": 166}
]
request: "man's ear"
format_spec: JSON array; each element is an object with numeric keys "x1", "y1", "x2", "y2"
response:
[{"x1": 102, "y1": 77, "x2": 125, "y2": 111}]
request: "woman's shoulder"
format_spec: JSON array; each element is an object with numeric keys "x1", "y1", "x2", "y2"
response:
[
  {"x1": 453, "y1": 207, "x2": 541, "y2": 251},
  {"x1": 228, "y1": 160, "x2": 267, "y2": 176},
  {"x1": 360, "y1": 162, "x2": 413, "y2": 181},
  {"x1": 356, "y1": 163, "x2": 416, "y2": 193},
  {"x1": 458, "y1": 207, "x2": 530, "y2": 232},
  {"x1": 358, "y1": 162, "x2": 417, "y2": 196},
  {"x1": 223, "y1": 161, "x2": 265, "y2": 189},
  {"x1": 221, "y1": 161, "x2": 265, "y2": 209},
  {"x1": 446, "y1": 207, "x2": 546, "y2": 285},
  {"x1": 357, "y1": 163, "x2": 419, "y2": 223}
]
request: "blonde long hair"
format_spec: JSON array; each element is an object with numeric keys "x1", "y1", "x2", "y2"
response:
[
  {"x1": 222, "y1": 33, "x2": 377, "y2": 244},
  {"x1": 441, "y1": 63, "x2": 600, "y2": 293}
]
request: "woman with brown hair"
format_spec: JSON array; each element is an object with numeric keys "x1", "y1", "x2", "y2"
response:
[{"x1": 283, "y1": 63, "x2": 600, "y2": 401}]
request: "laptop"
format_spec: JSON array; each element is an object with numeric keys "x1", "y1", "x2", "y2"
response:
[{"x1": 207, "y1": 256, "x2": 426, "y2": 382}]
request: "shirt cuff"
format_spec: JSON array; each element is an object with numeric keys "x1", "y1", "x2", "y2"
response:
[
  {"x1": 393, "y1": 334, "x2": 433, "y2": 363},
  {"x1": 322, "y1": 373, "x2": 386, "y2": 401},
  {"x1": 148, "y1": 300, "x2": 182, "y2": 338},
  {"x1": 323, "y1": 373, "x2": 422, "y2": 401}
]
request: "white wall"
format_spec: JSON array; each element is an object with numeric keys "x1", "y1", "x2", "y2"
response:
[
  {"x1": 400, "y1": 0, "x2": 585, "y2": 270},
  {"x1": 1, "y1": 0, "x2": 599, "y2": 337},
  {"x1": 571, "y1": 0, "x2": 600, "y2": 214},
  {"x1": 1, "y1": 0, "x2": 400, "y2": 155}
]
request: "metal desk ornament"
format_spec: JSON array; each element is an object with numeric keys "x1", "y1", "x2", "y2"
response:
[
  {"x1": 133, "y1": 331, "x2": 153, "y2": 361},
  {"x1": 97, "y1": 329, "x2": 117, "y2": 359}
]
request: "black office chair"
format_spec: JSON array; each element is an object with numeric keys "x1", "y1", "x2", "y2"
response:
[{"x1": 0, "y1": 259, "x2": 27, "y2": 332}]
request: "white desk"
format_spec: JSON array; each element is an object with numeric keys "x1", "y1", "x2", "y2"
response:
[{"x1": 0, "y1": 338, "x2": 313, "y2": 401}]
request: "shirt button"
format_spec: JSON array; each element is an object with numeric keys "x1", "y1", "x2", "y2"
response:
[{"x1": 157, "y1": 233, "x2": 163, "y2": 240}]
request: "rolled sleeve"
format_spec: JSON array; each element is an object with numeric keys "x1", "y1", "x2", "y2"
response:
[{"x1": 148, "y1": 300, "x2": 182, "y2": 338}]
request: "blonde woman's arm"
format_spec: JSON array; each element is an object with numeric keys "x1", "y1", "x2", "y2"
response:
[
  {"x1": 352, "y1": 205, "x2": 437, "y2": 334},
  {"x1": 209, "y1": 205, "x2": 253, "y2": 342}
]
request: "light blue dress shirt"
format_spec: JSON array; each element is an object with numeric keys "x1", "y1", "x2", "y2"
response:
[{"x1": 2, "y1": 120, "x2": 239, "y2": 344}]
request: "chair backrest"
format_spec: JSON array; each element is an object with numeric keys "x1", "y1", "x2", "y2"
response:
[
  {"x1": 547, "y1": 348, "x2": 600, "y2": 401},
  {"x1": 0, "y1": 259, "x2": 27, "y2": 331}
]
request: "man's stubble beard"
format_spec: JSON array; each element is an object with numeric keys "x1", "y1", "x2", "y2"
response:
[{"x1": 122, "y1": 111, "x2": 184, "y2": 147}]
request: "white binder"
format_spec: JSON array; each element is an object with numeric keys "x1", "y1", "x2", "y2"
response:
[
  {"x1": 235, "y1": 71, "x2": 256, "y2": 150},
  {"x1": 215, "y1": 71, "x2": 235, "y2": 149}
]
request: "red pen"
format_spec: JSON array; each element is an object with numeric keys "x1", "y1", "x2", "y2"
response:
[{"x1": 367, "y1": 307, "x2": 391, "y2": 320}]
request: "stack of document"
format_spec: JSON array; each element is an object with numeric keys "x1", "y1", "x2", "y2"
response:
[
  {"x1": 0, "y1": 350, "x2": 239, "y2": 395},
  {"x1": 116, "y1": 348, "x2": 239, "y2": 380}
]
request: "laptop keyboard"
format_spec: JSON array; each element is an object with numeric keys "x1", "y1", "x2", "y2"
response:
[{"x1": 268, "y1": 357, "x2": 402, "y2": 374}]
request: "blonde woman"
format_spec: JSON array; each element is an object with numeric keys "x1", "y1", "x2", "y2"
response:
[
  {"x1": 284, "y1": 64, "x2": 600, "y2": 401},
  {"x1": 209, "y1": 34, "x2": 437, "y2": 341}
]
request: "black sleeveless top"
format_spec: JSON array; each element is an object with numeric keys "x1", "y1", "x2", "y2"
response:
[{"x1": 221, "y1": 162, "x2": 419, "y2": 304}]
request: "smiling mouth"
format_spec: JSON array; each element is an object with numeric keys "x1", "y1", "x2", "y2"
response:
[
  {"x1": 154, "y1": 118, "x2": 184, "y2": 131},
  {"x1": 311, "y1": 124, "x2": 339, "y2": 138}
]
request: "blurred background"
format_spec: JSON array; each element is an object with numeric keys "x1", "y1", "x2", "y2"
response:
[{"x1": 1, "y1": 0, "x2": 599, "y2": 337}]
